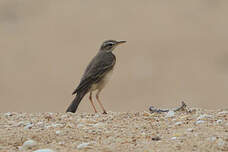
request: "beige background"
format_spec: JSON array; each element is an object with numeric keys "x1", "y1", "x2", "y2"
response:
[{"x1": 1, "y1": 0, "x2": 228, "y2": 112}]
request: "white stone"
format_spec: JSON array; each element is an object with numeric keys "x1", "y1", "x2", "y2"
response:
[
  {"x1": 171, "y1": 137, "x2": 177, "y2": 140},
  {"x1": 24, "y1": 123, "x2": 33, "y2": 129},
  {"x1": 195, "y1": 120, "x2": 205, "y2": 125},
  {"x1": 4, "y1": 112, "x2": 12, "y2": 117},
  {"x1": 197, "y1": 114, "x2": 212, "y2": 120},
  {"x1": 51, "y1": 123, "x2": 63, "y2": 128},
  {"x1": 175, "y1": 122, "x2": 183, "y2": 126},
  {"x1": 77, "y1": 123, "x2": 84, "y2": 128},
  {"x1": 58, "y1": 141, "x2": 65, "y2": 145},
  {"x1": 216, "y1": 119, "x2": 222, "y2": 124},
  {"x1": 33, "y1": 149, "x2": 55, "y2": 152},
  {"x1": 77, "y1": 142, "x2": 92, "y2": 149},
  {"x1": 55, "y1": 130, "x2": 61, "y2": 135},
  {"x1": 217, "y1": 138, "x2": 225, "y2": 147},
  {"x1": 218, "y1": 111, "x2": 228, "y2": 115},
  {"x1": 166, "y1": 111, "x2": 175, "y2": 118},
  {"x1": 186, "y1": 128, "x2": 193, "y2": 132},
  {"x1": 37, "y1": 122, "x2": 44, "y2": 125},
  {"x1": 22, "y1": 140, "x2": 37, "y2": 149},
  {"x1": 208, "y1": 136, "x2": 217, "y2": 142},
  {"x1": 93, "y1": 122, "x2": 105, "y2": 128}
]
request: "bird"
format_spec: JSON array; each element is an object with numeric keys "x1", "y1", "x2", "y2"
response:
[{"x1": 66, "y1": 40, "x2": 126, "y2": 114}]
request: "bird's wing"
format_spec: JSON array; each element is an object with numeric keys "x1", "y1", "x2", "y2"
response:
[{"x1": 72, "y1": 52, "x2": 115, "y2": 95}]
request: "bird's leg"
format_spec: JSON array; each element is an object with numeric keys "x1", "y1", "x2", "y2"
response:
[
  {"x1": 96, "y1": 90, "x2": 107, "y2": 114},
  {"x1": 89, "y1": 92, "x2": 97, "y2": 113}
]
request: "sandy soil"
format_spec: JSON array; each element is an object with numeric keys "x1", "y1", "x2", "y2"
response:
[{"x1": 0, "y1": 108, "x2": 228, "y2": 152}]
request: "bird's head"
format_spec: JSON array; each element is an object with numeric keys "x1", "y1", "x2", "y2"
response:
[{"x1": 100, "y1": 40, "x2": 126, "y2": 52}]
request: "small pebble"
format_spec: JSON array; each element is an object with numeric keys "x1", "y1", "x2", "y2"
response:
[
  {"x1": 22, "y1": 139, "x2": 37, "y2": 149},
  {"x1": 51, "y1": 123, "x2": 63, "y2": 128},
  {"x1": 217, "y1": 111, "x2": 228, "y2": 115},
  {"x1": 77, "y1": 123, "x2": 84, "y2": 128},
  {"x1": 217, "y1": 138, "x2": 225, "y2": 147},
  {"x1": 24, "y1": 123, "x2": 34, "y2": 129},
  {"x1": 37, "y1": 122, "x2": 44, "y2": 125},
  {"x1": 77, "y1": 142, "x2": 92, "y2": 149},
  {"x1": 151, "y1": 136, "x2": 161, "y2": 141},
  {"x1": 171, "y1": 137, "x2": 177, "y2": 140},
  {"x1": 166, "y1": 111, "x2": 175, "y2": 118},
  {"x1": 197, "y1": 114, "x2": 212, "y2": 120},
  {"x1": 216, "y1": 120, "x2": 222, "y2": 124},
  {"x1": 195, "y1": 120, "x2": 205, "y2": 125},
  {"x1": 58, "y1": 141, "x2": 65, "y2": 145},
  {"x1": 56, "y1": 130, "x2": 61, "y2": 135},
  {"x1": 33, "y1": 149, "x2": 55, "y2": 152},
  {"x1": 175, "y1": 122, "x2": 183, "y2": 126},
  {"x1": 186, "y1": 128, "x2": 193, "y2": 132},
  {"x1": 208, "y1": 136, "x2": 217, "y2": 142},
  {"x1": 4, "y1": 112, "x2": 12, "y2": 117},
  {"x1": 93, "y1": 122, "x2": 105, "y2": 128}
]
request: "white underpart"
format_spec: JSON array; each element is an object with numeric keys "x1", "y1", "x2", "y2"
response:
[{"x1": 90, "y1": 69, "x2": 113, "y2": 92}]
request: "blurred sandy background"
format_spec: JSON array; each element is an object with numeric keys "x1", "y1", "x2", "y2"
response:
[{"x1": 0, "y1": 0, "x2": 228, "y2": 112}]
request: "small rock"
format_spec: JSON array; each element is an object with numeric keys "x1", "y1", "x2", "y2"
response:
[
  {"x1": 22, "y1": 139, "x2": 37, "y2": 149},
  {"x1": 186, "y1": 128, "x2": 193, "y2": 132},
  {"x1": 77, "y1": 123, "x2": 84, "y2": 128},
  {"x1": 151, "y1": 136, "x2": 161, "y2": 141},
  {"x1": 175, "y1": 122, "x2": 183, "y2": 126},
  {"x1": 141, "y1": 132, "x2": 146, "y2": 136},
  {"x1": 24, "y1": 123, "x2": 34, "y2": 129},
  {"x1": 208, "y1": 136, "x2": 217, "y2": 142},
  {"x1": 77, "y1": 142, "x2": 93, "y2": 149},
  {"x1": 217, "y1": 138, "x2": 225, "y2": 147},
  {"x1": 4, "y1": 112, "x2": 12, "y2": 117},
  {"x1": 33, "y1": 149, "x2": 55, "y2": 152},
  {"x1": 218, "y1": 111, "x2": 228, "y2": 115},
  {"x1": 143, "y1": 112, "x2": 150, "y2": 117},
  {"x1": 216, "y1": 119, "x2": 222, "y2": 124},
  {"x1": 172, "y1": 119, "x2": 177, "y2": 121},
  {"x1": 195, "y1": 120, "x2": 205, "y2": 125},
  {"x1": 171, "y1": 137, "x2": 177, "y2": 140},
  {"x1": 58, "y1": 141, "x2": 65, "y2": 145},
  {"x1": 197, "y1": 114, "x2": 212, "y2": 120},
  {"x1": 166, "y1": 111, "x2": 175, "y2": 118},
  {"x1": 93, "y1": 122, "x2": 105, "y2": 128},
  {"x1": 51, "y1": 123, "x2": 63, "y2": 128},
  {"x1": 56, "y1": 130, "x2": 61, "y2": 135},
  {"x1": 37, "y1": 122, "x2": 44, "y2": 126},
  {"x1": 94, "y1": 113, "x2": 100, "y2": 117}
]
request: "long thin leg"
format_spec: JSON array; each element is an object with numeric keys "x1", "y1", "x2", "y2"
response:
[
  {"x1": 89, "y1": 92, "x2": 97, "y2": 113},
  {"x1": 96, "y1": 90, "x2": 107, "y2": 114}
]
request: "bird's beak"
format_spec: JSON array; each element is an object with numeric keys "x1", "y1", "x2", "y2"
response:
[{"x1": 116, "y1": 40, "x2": 127, "y2": 45}]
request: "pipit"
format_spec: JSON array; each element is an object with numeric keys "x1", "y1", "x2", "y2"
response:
[{"x1": 66, "y1": 40, "x2": 126, "y2": 114}]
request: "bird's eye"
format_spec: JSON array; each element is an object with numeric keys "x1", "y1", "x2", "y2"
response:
[{"x1": 107, "y1": 43, "x2": 113, "y2": 46}]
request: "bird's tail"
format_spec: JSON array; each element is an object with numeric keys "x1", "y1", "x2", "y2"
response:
[{"x1": 66, "y1": 91, "x2": 87, "y2": 113}]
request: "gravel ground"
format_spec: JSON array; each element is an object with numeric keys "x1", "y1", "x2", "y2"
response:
[{"x1": 0, "y1": 108, "x2": 228, "y2": 152}]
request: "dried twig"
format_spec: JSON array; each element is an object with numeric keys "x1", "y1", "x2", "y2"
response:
[{"x1": 149, "y1": 101, "x2": 187, "y2": 113}]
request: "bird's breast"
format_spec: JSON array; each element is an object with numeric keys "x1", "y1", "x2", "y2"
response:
[{"x1": 90, "y1": 69, "x2": 114, "y2": 91}]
